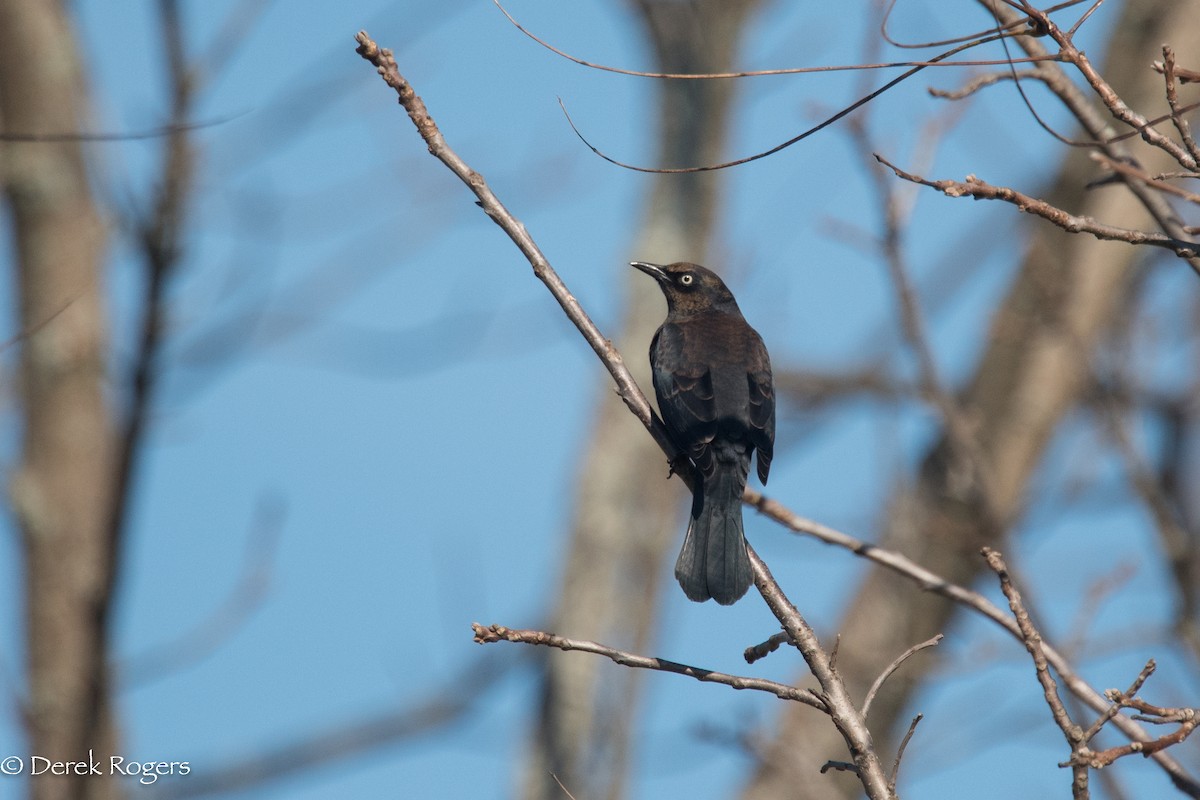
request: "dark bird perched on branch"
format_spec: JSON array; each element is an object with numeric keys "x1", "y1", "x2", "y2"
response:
[{"x1": 632, "y1": 261, "x2": 775, "y2": 605}]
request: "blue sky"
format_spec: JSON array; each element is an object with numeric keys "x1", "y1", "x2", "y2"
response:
[{"x1": 1, "y1": 1, "x2": 1194, "y2": 798}]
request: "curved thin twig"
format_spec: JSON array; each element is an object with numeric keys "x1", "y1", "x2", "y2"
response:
[
  {"x1": 495, "y1": 0, "x2": 1058, "y2": 78},
  {"x1": 861, "y1": 635, "x2": 943, "y2": 719},
  {"x1": 559, "y1": 30, "x2": 1033, "y2": 174},
  {"x1": 881, "y1": 0, "x2": 1088, "y2": 49}
]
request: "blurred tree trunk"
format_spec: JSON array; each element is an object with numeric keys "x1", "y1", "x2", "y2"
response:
[
  {"x1": 740, "y1": 1, "x2": 1200, "y2": 797},
  {"x1": 0, "y1": 1, "x2": 120, "y2": 799},
  {"x1": 519, "y1": 1, "x2": 761, "y2": 799}
]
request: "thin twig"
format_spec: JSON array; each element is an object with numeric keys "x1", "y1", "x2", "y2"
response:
[
  {"x1": 888, "y1": 713, "x2": 924, "y2": 794},
  {"x1": 1010, "y1": 2, "x2": 1198, "y2": 168},
  {"x1": 1090, "y1": 152, "x2": 1200, "y2": 205},
  {"x1": 493, "y1": 0, "x2": 1059, "y2": 79},
  {"x1": 554, "y1": 29, "x2": 1037, "y2": 174},
  {"x1": 1161, "y1": 47, "x2": 1200, "y2": 164},
  {"x1": 984, "y1": 547, "x2": 1090, "y2": 799},
  {"x1": 744, "y1": 632, "x2": 791, "y2": 665},
  {"x1": 1065, "y1": 659, "x2": 1200, "y2": 768},
  {"x1": 472, "y1": 624, "x2": 828, "y2": 711},
  {"x1": 1081, "y1": 660, "x2": 1156, "y2": 744},
  {"x1": 550, "y1": 773, "x2": 579, "y2": 800},
  {"x1": 862, "y1": 635, "x2": 943, "y2": 719},
  {"x1": 929, "y1": 69, "x2": 1040, "y2": 100},
  {"x1": 747, "y1": 547, "x2": 894, "y2": 799}
]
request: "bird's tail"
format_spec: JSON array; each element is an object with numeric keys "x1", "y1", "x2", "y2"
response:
[{"x1": 675, "y1": 462, "x2": 753, "y2": 605}]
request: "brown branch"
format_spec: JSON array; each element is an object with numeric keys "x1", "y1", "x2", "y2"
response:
[
  {"x1": 471, "y1": 623, "x2": 828, "y2": 712},
  {"x1": 1081, "y1": 660, "x2": 1156, "y2": 744},
  {"x1": 747, "y1": 546, "x2": 895, "y2": 798},
  {"x1": 1152, "y1": 61, "x2": 1200, "y2": 85},
  {"x1": 353, "y1": 32, "x2": 672, "y2": 456},
  {"x1": 874, "y1": 153, "x2": 1200, "y2": 262},
  {"x1": 1081, "y1": 723, "x2": 1199, "y2": 767},
  {"x1": 1066, "y1": 660, "x2": 1200, "y2": 769},
  {"x1": 849, "y1": 98, "x2": 1001, "y2": 528},
  {"x1": 1021, "y1": 5, "x2": 1198, "y2": 169},
  {"x1": 928, "y1": 69, "x2": 1041, "y2": 100},
  {"x1": 984, "y1": 547, "x2": 1090, "y2": 799},
  {"x1": 1160, "y1": 47, "x2": 1200, "y2": 165},
  {"x1": 744, "y1": 632, "x2": 791, "y2": 665},
  {"x1": 0, "y1": 294, "x2": 80, "y2": 354},
  {"x1": 748, "y1": 489, "x2": 1198, "y2": 790},
  {"x1": 861, "y1": 635, "x2": 942, "y2": 719},
  {"x1": 975, "y1": 0, "x2": 1200, "y2": 277},
  {"x1": 888, "y1": 713, "x2": 924, "y2": 795},
  {"x1": 1090, "y1": 152, "x2": 1200, "y2": 205},
  {"x1": 103, "y1": 0, "x2": 198, "y2": 664}
]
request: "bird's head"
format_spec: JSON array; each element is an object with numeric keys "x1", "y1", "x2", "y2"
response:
[{"x1": 630, "y1": 261, "x2": 738, "y2": 315}]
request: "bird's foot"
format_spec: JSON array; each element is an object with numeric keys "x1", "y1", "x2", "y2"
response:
[{"x1": 666, "y1": 453, "x2": 690, "y2": 479}]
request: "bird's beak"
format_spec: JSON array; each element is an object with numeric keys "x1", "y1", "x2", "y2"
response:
[{"x1": 630, "y1": 261, "x2": 668, "y2": 283}]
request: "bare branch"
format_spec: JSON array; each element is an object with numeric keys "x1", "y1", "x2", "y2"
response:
[
  {"x1": 744, "y1": 632, "x2": 791, "y2": 665},
  {"x1": 974, "y1": 0, "x2": 1200, "y2": 276},
  {"x1": 1081, "y1": 660, "x2": 1156, "y2": 744},
  {"x1": 862, "y1": 635, "x2": 943, "y2": 719},
  {"x1": 1160, "y1": 46, "x2": 1200, "y2": 165},
  {"x1": 472, "y1": 624, "x2": 827, "y2": 711},
  {"x1": 888, "y1": 713, "x2": 924, "y2": 794},
  {"x1": 1019, "y1": 3, "x2": 1198, "y2": 169},
  {"x1": 929, "y1": 69, "x2": 1040, "y2": 100},
  {"x1": 984, "y1": 547, "x2": 1090, "y2": 798},
  {"x1": 1153, "y1": 57, "x2": 1200, "y2": 85},
  {"x1": 874, "y1": 154, "x2": 1200, "y2": 262},
  {"x1": 1090, "y1": 152, "x2": 1200, "y2": 205},
  {"x1": 747, "y1": 546, "x2": 894, "y2": 799},
  {"x1": 1066, "y1": 661, "x2": 1199, "y2": 770},
  {"x1": 353, "y1": 32, "x2": 671, "y2": 454}
]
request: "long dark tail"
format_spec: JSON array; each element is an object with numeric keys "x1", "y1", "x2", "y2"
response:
[{"x1": 675, "y1": 461, "x2": 752, "y2": 605}]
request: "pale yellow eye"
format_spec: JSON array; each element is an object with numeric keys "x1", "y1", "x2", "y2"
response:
[{"x1": 679, "y1": 273, "x2": 694, "y2": 286}]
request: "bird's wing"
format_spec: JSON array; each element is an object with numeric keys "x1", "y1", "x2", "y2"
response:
[
  {"x1": 747, "y1": 366, "x2": 775, "y2": 484},
  {"x1": 651, "y1": 325, "x2": 718, "y2": 467}
]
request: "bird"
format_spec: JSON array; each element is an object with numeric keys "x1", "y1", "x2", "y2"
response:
[{"x1": 632, "y1": 261, "x2": 775, "y2": 605}]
